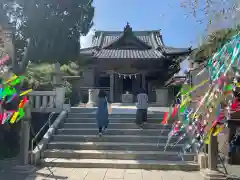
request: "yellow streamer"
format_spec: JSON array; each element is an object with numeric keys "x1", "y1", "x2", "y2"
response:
[
  {"x1": 213, "y1": 125, "x2": 224, "y2": 136},
  {"x1": 204, "y1": 128, "x2": 214, "y2": 144},
  {"x1": 235, "y1": 83, "x2": 240, "y2": 88},
  {"x1": 20, "y1": 89, "x2": 32, "y2": 96},
  {"x1": 10, "y1": 111, "x2": 19, "y2": 124},
  {"x1": 180, "y1": 96, "x2": 191, "y2": 109},
  {"x1": 190, "y1": 79, "x2": 209, "y2": 93}
]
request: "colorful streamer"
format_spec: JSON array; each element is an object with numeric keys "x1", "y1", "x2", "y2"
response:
[
  {"x1": 0, "y1": 74, "x2": 32, "y2": 125},
  {"x1": 164, "y1": 33, "x2": 240, "y2": 152}
]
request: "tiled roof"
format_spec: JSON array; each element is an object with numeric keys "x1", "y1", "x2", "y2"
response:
[
  {"x1": 92, "y1": 31, "x2": 162, "y2": 48},
  {"x1": 80, "y1": 26, "x2": 192, "y2": 59},
  {"x1": 93, "y1": 49, "x2": 164, "y2": 59},
  {"x1": 162, "y1": 46, "x2": 192, "y2": 55},
  {"x1": 165, "y1": 76, "x2": 186, "y2": 87}
]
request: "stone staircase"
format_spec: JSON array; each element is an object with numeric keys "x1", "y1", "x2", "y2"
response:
[{"x1": 41, "y1": 108, "x2": 199, "y2": 170}]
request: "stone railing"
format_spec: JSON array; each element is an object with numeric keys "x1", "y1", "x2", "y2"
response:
[{"x1": 25, "y1": 87, "x2": 66, "y2": 113}]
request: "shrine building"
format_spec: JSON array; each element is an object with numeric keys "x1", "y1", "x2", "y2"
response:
[{"x1": 79, "y1": 23, "x2": 192, "y2": 106}]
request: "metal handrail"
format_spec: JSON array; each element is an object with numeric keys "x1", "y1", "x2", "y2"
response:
[
  {"x1": 31, "y1": 111, "x2": 56, "y2": 151},
  {"x1": 30, "y1": 95, "x2": 70, "y2": 151},
  {"x1": 30, "y1": 95, "x2": 57, "y2": 151}
]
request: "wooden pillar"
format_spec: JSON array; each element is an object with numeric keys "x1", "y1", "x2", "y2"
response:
[
  {"x1": 142, "y1": 74, "x2": 146, "y2": 90},
  {"x1": 114, "y1": 75, "x2": 119, "y2": 102},
  {"x1": 148, "y1": 82, "x2": 152, "y2": 101},
  {"x1": 132, "y1": 74, "x2": 140, "y2": 100},
  {"x1": 110, "y1": 72, "x2": 114, "y2": 103}
]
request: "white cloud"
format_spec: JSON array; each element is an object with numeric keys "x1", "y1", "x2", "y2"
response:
[{"x1": 80, "y1": 28, "x2": 95, "y2": 49}]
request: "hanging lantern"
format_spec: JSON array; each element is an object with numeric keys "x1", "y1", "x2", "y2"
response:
[
  {"x1": 135, "y1": 74, "x2": 137, "y2": 79},
  {"x1": 118, "y1": 74, "x2": 121, "y2": 78}
]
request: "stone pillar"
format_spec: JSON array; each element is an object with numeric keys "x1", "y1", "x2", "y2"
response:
[
  {"x1": 110, "y1": 72, "x2": 114, "y2": 103},
  {"x1": 87, "y1": 89, "x2": 99, "y2": 107},
  {"x1": 156, "y1": 88, "x2": 168, "y2": 106},
  {"x1": 208, "y1": 135, "x2": 218, "y2": 170},
  {"x1": 13, "y1": 102, "x2": 36, "y2": 173},
  {"x1": 53, "y1": 63, "x2": 63, "y2": 86},
  {"x1": 20, "y1": 103, "x2": 31, "y2": 165},
  {"x1": 55, "y1": 87, "x2": 66, "y2": 109}
]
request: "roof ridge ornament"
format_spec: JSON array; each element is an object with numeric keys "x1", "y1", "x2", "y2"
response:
[{"x1": 124, "y1": 22, "x2": 133, "y2": 35}]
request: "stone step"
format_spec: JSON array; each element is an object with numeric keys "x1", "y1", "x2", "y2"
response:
[
  {"x1": 42, "y1": 158, "x2": 200, "y2": 171},
  {"x1": 62, "y1": 123, "x2": 172, "y2": 129},
  {"x1": 67, "y1": 113, "x2": 163, "y2": 118},
  {"x1": 43, "y1": 149, "x2": 195, "y2": 161},
  {"x1": 65, "y1": 117, "x2": 165, "y2": 124},
  {"x1": 47, "y1": 142, "x2": 182, "y2": 151},
  {"x1": 70, "y1": 108, "x2": 97, "y2": 113},
  {"x1": 57, "y1": 128, "x2": 170, "y2": 136},
  {"x1": 52, "y1": 134, "x2": 180, "y2": 143}
]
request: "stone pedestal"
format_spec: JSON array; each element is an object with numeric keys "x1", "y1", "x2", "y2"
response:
[
  {"x1": 122, "y1": 93, "x2": 133, "y2": 103},
  {"x1": 156, "y1": 88, "x2": 168, "y2": 106},
  {"x1": 201, "y1": 169, "x2": 226, "y2": 180},
  {"x1": 87, "y1": 89, "x2": 99, "y2": 107},
  {"x1": 198, "y1": 153, "x2": 208, "y2": 169}
]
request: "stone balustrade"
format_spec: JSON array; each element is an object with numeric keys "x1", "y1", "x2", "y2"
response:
[{"x1": 25, "y1": 87, "x2": 66, "y2": 112}]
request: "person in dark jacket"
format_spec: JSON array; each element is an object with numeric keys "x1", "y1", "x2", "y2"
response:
[{"x1": 96, "y1": 90, "x2": 109, "y2": 136}]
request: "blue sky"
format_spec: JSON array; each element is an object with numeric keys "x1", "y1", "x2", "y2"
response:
[
  {"x1": 81, "y1": 0, "x2": 239, "y2": 49},
  {"x1": 81, "y1": 0, "x2": 209, "y2": 49},
  {"x1": 80, "y1": 0, "x2": 238, "y2": 73}
]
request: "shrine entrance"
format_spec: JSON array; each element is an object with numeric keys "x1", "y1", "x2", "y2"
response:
[
  {"x1": 98, "y1": 76, "x2": 110, "y2": 88},
  {"x1": 122, "y1": 77, "x2": 132, "y2": 94}
]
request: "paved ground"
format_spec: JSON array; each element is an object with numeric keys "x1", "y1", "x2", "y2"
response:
[
  {"x1": 24, "y1": 167, "x2": 203, "y2": 180},
  {"x1": 0, "y1": 158, "x2": 29, "y2": 180},
  {"x1": 0, "y1": 159, "x2": 204, "y2": 180}
]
